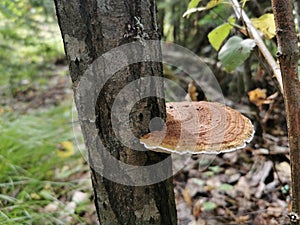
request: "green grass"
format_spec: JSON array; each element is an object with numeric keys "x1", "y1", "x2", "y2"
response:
[
  {"x1": 0, "y1": 104, "x2": 91, "y2": 225},
  {"x1": 0, "y1": 2, "x2": 95, "y2": 224}
]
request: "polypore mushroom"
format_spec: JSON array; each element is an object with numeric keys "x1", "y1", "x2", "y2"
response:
[{"x1": 140, "y1": 101, "x2": 254, "y2": 154}]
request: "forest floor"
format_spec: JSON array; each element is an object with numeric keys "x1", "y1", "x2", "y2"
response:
[
  {"x1": 175, "y1": 139, "x2": 291, "y2": 225},
  {"x1": 1, "y1": 62, "x2": 292, "y2": 225}
]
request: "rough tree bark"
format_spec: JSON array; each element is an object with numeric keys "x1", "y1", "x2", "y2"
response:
[
  {"x1": 54, "y1": 0, "x2": 177, "y2": 224},
  {"x1": 271, "y1": 0, "x2": 300, "y2": 224}
]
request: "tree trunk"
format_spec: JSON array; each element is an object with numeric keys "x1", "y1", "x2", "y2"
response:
[
  {"x1": 54, "y1": 0, "x2": 177, "y2": 224},
  {"x1": 271, "y1": 1, "x2": 300, "y2": 224}
]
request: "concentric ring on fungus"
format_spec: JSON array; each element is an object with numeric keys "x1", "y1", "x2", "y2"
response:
[{"x1": 140, "y1": 101, "x2": 255, "y2": 154}]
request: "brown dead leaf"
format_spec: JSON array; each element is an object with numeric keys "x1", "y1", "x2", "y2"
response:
[
  {"x1": 187, "y1": 81, "x2": 198, "y2": 101},
  {"x1": 235, "y1": 215, "x2": 250, "y2": 224},
  {"x1": 193, "y1": 199, "x2": 203, "y2": 218},
  {"x1": 182, "y1": 188, "x2": 193, "y2": 208},
  {"x1": 275, "y1": 161, "x2": 291, "y2": 183},
  {"x1": 235, "y1": 176, "x2": 251, "y2": 199},
  {"x1": 225, "y1": 208, "x2": 250, "y2": 224},
  {"x1": 267, "y1": 206, "x2": 283, "y2": 217},
  {"x1": 248, "y1": 88, "x2": 272, "y2": 108}
]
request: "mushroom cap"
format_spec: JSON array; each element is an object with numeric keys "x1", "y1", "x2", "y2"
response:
[{"x1": 140, "y1": 101, "x2": 254, "y2": 154}]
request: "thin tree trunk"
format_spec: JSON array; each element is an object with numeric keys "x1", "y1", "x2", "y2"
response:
[
  {"x1": 271, "y1": 1, "x2": 300, "y2": 224},
  {"x1": 54, "y1": 0, "x2": 177, "y2": 224}
]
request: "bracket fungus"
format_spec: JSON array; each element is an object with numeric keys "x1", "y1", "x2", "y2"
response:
[{"x1": 140, "y1": 101, "x2": 254, "y2": 154}]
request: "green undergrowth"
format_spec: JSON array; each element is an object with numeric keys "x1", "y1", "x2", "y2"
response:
[
  {"x1": 0, "y1": 104, "x2": 89, "y2": 225},
  {"x1": 0, "y1": 0, "x2": 65, "y2": 95},
  {"x1": 0, "y1": 1, "x2": 93, "y2": 224}
]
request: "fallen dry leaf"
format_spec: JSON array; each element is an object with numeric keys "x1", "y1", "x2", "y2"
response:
[
  {"x1": 187, "y1": 81, "x2": 198, "y2": 101},
  {"x1": 182, "y1": 188, "x2": 193, "y2": 208},
  {"x1": 248, "y1": 88, "x2": 270, "y2": 108}
]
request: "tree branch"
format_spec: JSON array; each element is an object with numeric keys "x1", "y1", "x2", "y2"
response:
[
  {"x1": 272, "y1": 0, "x2": 300, "y2": 224},
  {"x1": 231, "y1": 0, "x2": 283, "y2": 93}
]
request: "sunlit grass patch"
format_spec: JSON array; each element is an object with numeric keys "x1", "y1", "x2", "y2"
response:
[
  {"x1": 0, "y1": 104, "x2": 91, "y2": 224},
  {"x1": 0, "y1": 0, "x2": 65, "y2": 93}
]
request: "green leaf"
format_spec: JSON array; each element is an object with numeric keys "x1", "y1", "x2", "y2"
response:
[
  {"x1": 218, "y1": 183, "x2": 234, "y2": 191},
  {"x1": 203, "y1": 171, "x2": 214, "y2": 177},
  {"x1": 190, "y1": 178, "x2": 205, "y2": 186},
  {"x1": 187, "y1": 0, "x2": 201, "y2": 9},
  {"x1": 185, "y1": 0, "x2": 201, "y2": 18},
  {"x1": 208, "y1": 23, "x2": 232, "y2": 51},
  {"x1": 228, "y1": 16, "x2": 236, "y2": 25},
  {"x1": 206, "y1": 0, "x2": 223, "y2": 9},
  {"x1": 183, "y1": 0, "x2": 223, "y2": 17},
  {"x1": 251, "y1": 13, "x2": 276, "y2": 39},
  {"x1": 202, "y1": 202, "x2": 217, "y2": 211},
  {"x1": 218, "y1": 36, "x2": 256, "y2": 72},
  {"x1": 208, "y1": 165, "x2": 220, "y2": 173}
]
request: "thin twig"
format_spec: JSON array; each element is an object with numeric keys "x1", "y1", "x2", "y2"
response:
[{"x1": 230, "y1": 0, "x2": 283, "y2": 93}]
